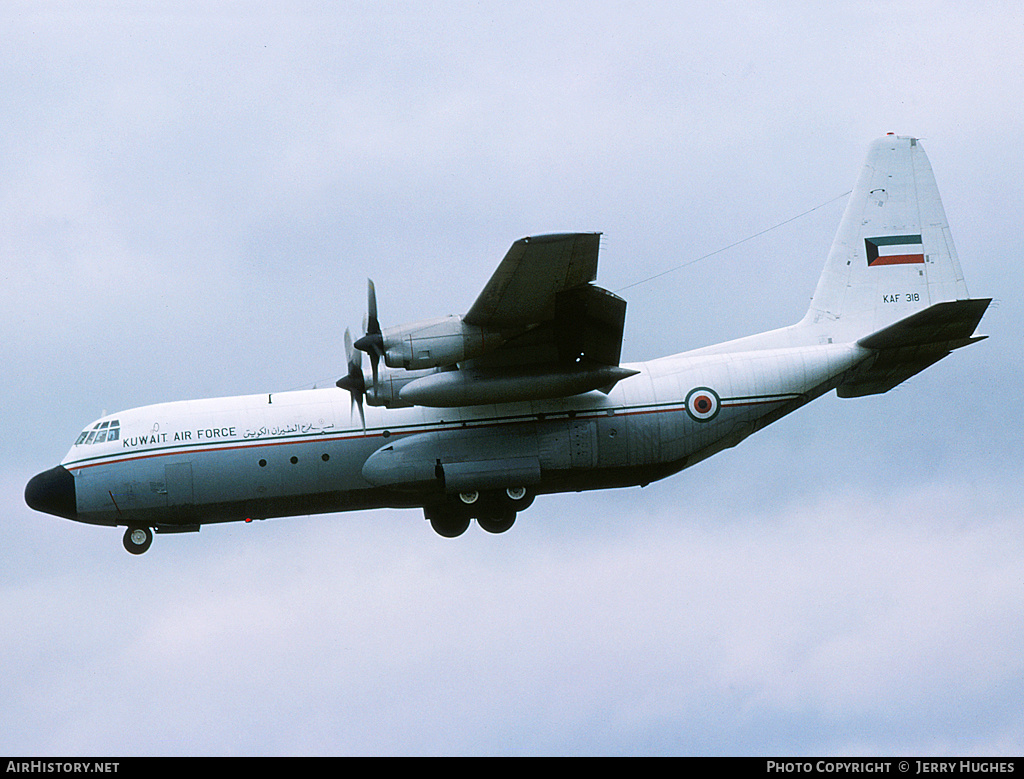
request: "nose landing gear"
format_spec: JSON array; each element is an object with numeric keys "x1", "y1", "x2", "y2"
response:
[{"x1": 122, "y1": 525, "x2": 153, "y2": 555}]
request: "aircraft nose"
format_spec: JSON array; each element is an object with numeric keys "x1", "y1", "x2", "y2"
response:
[{"x1": 25, "y1": 465, "x2": 78, "y2": 520}]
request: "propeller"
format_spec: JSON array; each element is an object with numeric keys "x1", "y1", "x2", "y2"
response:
[
  {"x1": 353, "y1": 278, "x2": 385, "y2": 387},
  {"x1": 335, "y1": 328, "x2": 366, "y2": 429}
]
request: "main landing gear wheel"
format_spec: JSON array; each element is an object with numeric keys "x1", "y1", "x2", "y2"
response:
[
  {"x1": 501, "y1": 486, "x2": 534, "y2": 511},
  {"x1": 123, "y1": 525, "x2": 153, "y2": 555},
  {"x1": 426, "y1": 491, "x2": 478, "y2": 538},
  {"x1": 424, "y1": 487, "x2": 533, "y2": 537},
  {"x1": 477, "y1": 510, "x2": 516, "y2": 534},
  {"x1": 428, "y1": 512, "x2": 471, "y2": 538},
  {"x1": 425, "y1": 504, "x2": 471, "y2": 538},
  {"x1": 457, "y1": 490, "x2": 480, "y2": 507}
]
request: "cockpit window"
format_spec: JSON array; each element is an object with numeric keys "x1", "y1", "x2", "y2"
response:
[{"x1": 76, "y1": 420, "x2": 120, "y2": 445}]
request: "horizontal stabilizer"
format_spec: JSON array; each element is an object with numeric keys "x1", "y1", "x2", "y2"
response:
[
  {"x1": 857, "y1": 297, "x2": 991, "y2": 350},
  {"x1": 838, "y1": 298, "x2": 990, "y2": 397}
]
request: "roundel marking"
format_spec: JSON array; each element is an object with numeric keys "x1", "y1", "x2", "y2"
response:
[{"x1": 685, "y1": 387, "x2": 720, "y2": 422}]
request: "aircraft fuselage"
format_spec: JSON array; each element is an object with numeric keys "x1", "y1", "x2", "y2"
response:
[{"x1": 32, "y1": 342, "x2": 867, "y2": 533}]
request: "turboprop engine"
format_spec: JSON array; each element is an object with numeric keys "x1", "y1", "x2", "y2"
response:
[
  {"x1": 351, "y1": 279, "x2": 512, "y2": 375},
  {"x1": 375, "y1": 315, "x2": 508, "y2": 370}
]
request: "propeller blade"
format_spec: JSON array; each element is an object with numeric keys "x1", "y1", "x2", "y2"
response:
[
  {"x1": 354, "y1": 278, "x2": 384, "y2": 387},
  {"x1": 350, "y1": 391, "x2": 365, "y2": 430},
  {"x1": 336, "y1": 328, "x2": 366, "y2": 430},
  {"x1": 367, "y1": 279, "x2": 380, "y2": 336}
]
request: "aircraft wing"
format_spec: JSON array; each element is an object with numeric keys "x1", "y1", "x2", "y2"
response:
[
  {"x1": 464, "y1": 233, "x2": 602, "y2": 327},
  {"x1": 349, "y1": 231, "x2": 636, "y2": 408},
  {"x1": 465, "y1": 281, "x2": 629, "y2": 371},
  {"x1": 462, "y1": 232, "x2": 628, "y2": 372}
]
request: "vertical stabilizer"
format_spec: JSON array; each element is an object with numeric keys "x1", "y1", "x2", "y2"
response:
[{"x1": 802, "y1": 135, "x2": 970, "y2": 343}]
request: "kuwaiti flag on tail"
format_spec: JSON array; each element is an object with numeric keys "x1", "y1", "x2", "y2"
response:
[{"x1": 865, "y1": 234, "x2": 925, "y2": 266}]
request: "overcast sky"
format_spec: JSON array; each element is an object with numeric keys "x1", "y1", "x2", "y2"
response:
[{"x1": 2, "y1": 1, "x2": 1022, "y2": 756}]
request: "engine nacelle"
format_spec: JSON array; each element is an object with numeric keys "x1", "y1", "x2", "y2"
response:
[
  {"x1": 398, "y1": 362, "x2": 639, "y2": 407},
  {"x1": 364, "y1": 368, "x2": 440, "y2": 408},
  {"x1": 382, "y1": 315, "x2": 507, "y2": 370}
]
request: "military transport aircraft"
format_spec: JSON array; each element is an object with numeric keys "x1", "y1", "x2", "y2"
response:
[{"x1": 26, "y1": 135, "x2": 990, "y2": 554}]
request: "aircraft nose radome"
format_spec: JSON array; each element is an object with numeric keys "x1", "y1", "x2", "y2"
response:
[{"x1": 25, "y1": 465, "x2": 78, "y2": 520}]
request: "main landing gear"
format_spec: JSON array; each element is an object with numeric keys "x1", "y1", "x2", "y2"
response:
[
  {"x1": 122, "y1": 525, "x2": 153, "y2": 555},
  {"x1": 424, "y1": 487, "x2": 534, "y2": 538}
]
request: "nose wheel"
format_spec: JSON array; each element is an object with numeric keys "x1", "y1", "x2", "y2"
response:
[{"x1": 123, "y1": 525, "x2": 153, "y2": 555}]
